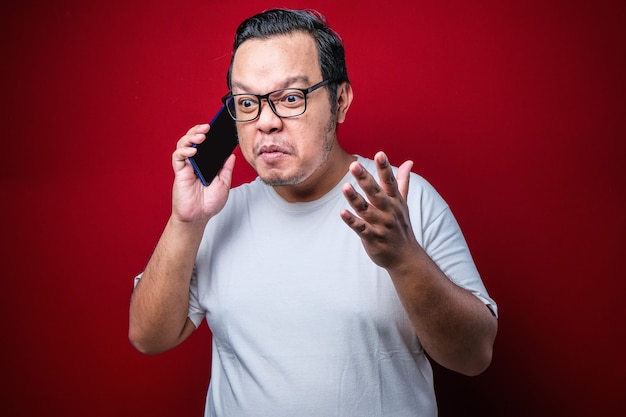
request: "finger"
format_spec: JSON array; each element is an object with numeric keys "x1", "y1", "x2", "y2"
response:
[
  {"x1": 340, "y1": 208, "x2": 368, "y2": 235},
  {"x1": 177, "y1": 124, "x2": 210, "y2": 149},
  {"x1": 185, "y1": 123, "x2": 210, "y2": 136},
  {"x1": 396, "y1": 160, "x2": 413, "y2": 199},
  {"x1": 172, "y1": 147, "x2": 194, "y2": 172},
  {"x1": 173, "y1": 124, "x2": 210, "y2": 171},
  {"x1": 342, "y1": 182, "x2": 373, "y2": 214},
  {"x1": 348, "y1": 161, "x2": 388, "y2": 209},
  {"x1": 213, "y1": 154, "x2": 236, "y2": 188},
  {"x1": 374, "y1": 151, "x2": 401, "y2": 198}
]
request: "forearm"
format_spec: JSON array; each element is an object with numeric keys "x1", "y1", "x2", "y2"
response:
[
  {"x1": 340, "y1": 154, "x2": 496, "y2": 374},
  {"x1": 129, "y1": 216, "x2": 206, "y2": 354},
  {"x1": 388, "y1": 246, "x2": 497, "y2": 376}
]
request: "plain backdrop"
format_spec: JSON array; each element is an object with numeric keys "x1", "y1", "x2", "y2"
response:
[{"x1": 1, "y1": 0, "x2": 624, "y2": 416}]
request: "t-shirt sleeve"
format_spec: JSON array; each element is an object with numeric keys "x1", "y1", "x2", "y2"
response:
[
  {"x1": 409, "y1": 175, "x2": 498, "y2": 317},
  {"x1": 133, "y1": 270, "x2": 206, "y2": 327}
]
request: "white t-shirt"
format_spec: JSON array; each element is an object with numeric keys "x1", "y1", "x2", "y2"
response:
[{"x1": 184, "y1": 156, "x2": 495, "y2": 416}]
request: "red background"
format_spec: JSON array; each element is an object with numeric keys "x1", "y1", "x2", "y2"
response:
[{"x1": 1, "y1": 0, "x2": 624, "y2": 416}]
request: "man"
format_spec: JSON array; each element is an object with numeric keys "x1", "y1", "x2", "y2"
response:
[{"x1": 129, "y1": 8, "x2": 497, "y2": 417}]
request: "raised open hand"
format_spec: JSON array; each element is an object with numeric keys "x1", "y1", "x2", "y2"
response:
[{"x1": 340, "y1": 151, "x2": 418, "y2": 271}]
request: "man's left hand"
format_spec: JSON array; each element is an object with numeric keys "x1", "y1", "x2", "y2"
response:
[{"x1": 340, "y1": 151, "x2": 419, "y2": 271}]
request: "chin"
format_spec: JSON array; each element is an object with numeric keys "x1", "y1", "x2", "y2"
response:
[{"x1": 258, "y1": 170, "x2": 307, "y2": 187}]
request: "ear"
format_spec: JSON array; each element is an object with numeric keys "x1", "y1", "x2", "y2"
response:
[{"x1": 335, "y1": 82, "x2": 353, "y2": 124}]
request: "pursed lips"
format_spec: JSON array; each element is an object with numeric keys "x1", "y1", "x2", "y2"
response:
[{"x1": 256, "y1": 142, "x2": 293, "y2": 160}]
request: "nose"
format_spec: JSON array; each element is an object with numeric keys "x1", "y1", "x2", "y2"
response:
[{"x1": 256, "y1": 99, "x2": 282, "y2": 133}]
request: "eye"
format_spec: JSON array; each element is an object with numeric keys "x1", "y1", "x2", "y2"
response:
[
  {"x1": 280, "y1": 91, "x2": 304, "y2": 107},
  {"x1": 237, "y1": 96, "x2": 258, "y2": 113}
]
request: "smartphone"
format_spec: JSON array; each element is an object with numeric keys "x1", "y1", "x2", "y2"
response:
[{"x1": 189, "y1": 105, "x2": 238, "y2": 186}]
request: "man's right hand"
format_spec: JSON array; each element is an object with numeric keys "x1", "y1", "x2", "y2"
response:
[
  {"x1": 129, "y1": 124, "x2": 236, "y2": 355},
  {"x1": 172, "y1": 124, "x2": 236, "y2": 224}
]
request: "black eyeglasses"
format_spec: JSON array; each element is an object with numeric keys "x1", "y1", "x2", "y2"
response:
[{"x1": 221, "y1": 79, "x2": 331, "y2": 122}]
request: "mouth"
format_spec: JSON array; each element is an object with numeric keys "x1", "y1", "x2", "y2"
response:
[{"x1": 257, "y1": 143, "x2": 292, "y2": 160}]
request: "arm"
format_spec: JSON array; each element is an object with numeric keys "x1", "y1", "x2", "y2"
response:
[
  {"x1": 128, "y1": 124, "x2": 236, "y2": 355},
  {"x1": 340, "y1": 152, "x2": 497, "y2": 376}
]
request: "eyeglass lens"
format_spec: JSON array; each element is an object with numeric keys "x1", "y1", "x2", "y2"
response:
[{"x1": 225, "y1": 89, "x2": 307, "y2": 122}]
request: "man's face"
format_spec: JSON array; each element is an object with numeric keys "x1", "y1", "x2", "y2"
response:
[{"x1": 230, "y1": 32, "x2": 337, "y2": 189}]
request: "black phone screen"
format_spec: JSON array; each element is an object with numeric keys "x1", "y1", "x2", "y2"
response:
[{"x1": 189, "y1": 106, "x2": 238, "y2": 186}]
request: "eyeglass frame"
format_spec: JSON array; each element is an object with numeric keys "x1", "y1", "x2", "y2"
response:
[{"x1": 221, "y1": 79, "x2": 332, "y2": 122}]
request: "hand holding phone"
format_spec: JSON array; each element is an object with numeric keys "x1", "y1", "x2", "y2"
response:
[{"x1": 189, "y1": 106, "x2": 238, "y2": 186}]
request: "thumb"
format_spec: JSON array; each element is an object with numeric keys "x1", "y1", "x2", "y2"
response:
[
  {"x1": 397, "y1": 160, "x2": 413, "y2": 199},
  {"x1": 214, "y1": 154, "x2": 236, "y2": 187}
]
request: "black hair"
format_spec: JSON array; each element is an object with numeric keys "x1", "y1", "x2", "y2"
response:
[{"x1": 226, "y1": 9, "x2": 349, "y2": 109}]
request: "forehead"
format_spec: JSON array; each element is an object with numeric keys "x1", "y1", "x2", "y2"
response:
[{"x1": 231, "y1": 32, "x2": 322, "y2": 93}]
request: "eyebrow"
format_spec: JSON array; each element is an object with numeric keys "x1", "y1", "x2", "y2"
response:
[{"x1": 231, "y1": 75, "x2": 312, "y2": 94}]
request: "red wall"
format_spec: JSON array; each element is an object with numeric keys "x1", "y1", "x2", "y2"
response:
[{"x1": 2, "y1": 1, "x2": 624, "y2": 415}]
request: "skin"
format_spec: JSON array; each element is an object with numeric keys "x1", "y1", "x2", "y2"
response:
[
  {"x1": 129, "y1": 31, "x2": 497, "y2": 376},
  {"x1": 231, "y1": 33, "x2": 355, "y2": 202}
]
